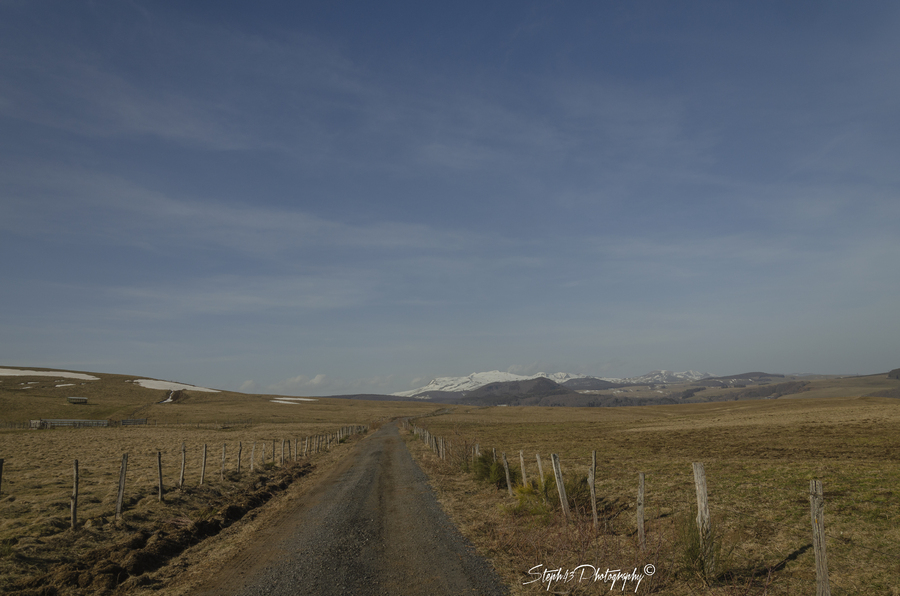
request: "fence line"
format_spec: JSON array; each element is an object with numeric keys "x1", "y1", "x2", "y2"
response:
[
  {"x1": 407, "y1": 420, "x2": 900, "y2": 592},
  {"x1": 0, "y1": 419, "x2": 256, "y2": 430},
  {"x1": 0, "y1": 424, "x2": 369, "y2": 528}
]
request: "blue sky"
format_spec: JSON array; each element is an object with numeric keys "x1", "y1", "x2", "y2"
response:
[{"x1": 2, "y1": 1, "x2": 898, "y2": 396}]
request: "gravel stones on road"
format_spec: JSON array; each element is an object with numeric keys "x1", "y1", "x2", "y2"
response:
[{"x1": 194, "y1": 423, "x2": 509, "y2": 596}]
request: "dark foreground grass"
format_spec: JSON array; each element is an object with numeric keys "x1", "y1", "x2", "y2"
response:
[{"x1": 0, "y1": 423, "x2": 379, "y2": 594}]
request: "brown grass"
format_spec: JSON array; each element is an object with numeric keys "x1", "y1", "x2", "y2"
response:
[
  {"x1": 4, "y1": 368, "x2": 899, "y2": 594},
  {"x1": 0, "y1": 423, "x2": 360, "y2": 592},
  {"x1": 0, "y1": 367, "x2": 440, "y2": 424},
  {"x1": 407, "y1": 393, "x2": 900, "y2": 595},
  {"x1": 0, "y1": 369, "x2": 439, "y2": 594}
]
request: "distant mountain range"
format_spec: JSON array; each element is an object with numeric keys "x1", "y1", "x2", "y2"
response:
[
  {"x1": 393, "y1": 369, "x2": 714, "y2": 399},
  {"x1": 391, "y1": 370, "x2": 589, "y2": 397},
  {"x1": 336, "y1": 368, "x2": 849, "y2": 407}
]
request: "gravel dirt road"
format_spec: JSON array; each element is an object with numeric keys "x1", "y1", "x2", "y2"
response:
[{"x1": 190, "y1": 422, "x2": 509, "y2": 596}]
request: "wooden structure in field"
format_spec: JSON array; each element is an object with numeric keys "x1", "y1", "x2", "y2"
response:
[{"x1": 30, "y1": 419, "x2": 109, "y2": 429}]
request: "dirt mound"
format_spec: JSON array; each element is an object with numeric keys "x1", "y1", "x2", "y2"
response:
[{"x1": 5, "y1": 463, "x2": 312, "y2": 596}]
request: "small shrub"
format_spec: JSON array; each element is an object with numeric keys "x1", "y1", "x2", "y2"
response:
[
  {"x1": 506, "y1": 484, "x2": 554, "y2": 521},
  {"x1": 675, "y1": 510, "x2": 733, "y2": 586},
  {"x1": 472, "y1": 453, "x2": 494, "y2": 482},
  {"x1": 537, "y1": 472, "x2": 593, "y2": 514},
  {"x1": 491, "y1": 460, "x2": 520, "y2": 490},
  {"x1": 472, "y1": 452, "x2": 519, "y2": 490}
]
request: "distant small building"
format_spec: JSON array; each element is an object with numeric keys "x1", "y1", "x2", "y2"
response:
[{"x1": 67, "y1": 396, "x2": 88, "y2": 404}]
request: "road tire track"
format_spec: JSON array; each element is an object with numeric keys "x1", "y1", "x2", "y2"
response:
[{"x1": 192, "y1": 422, "x2": 509, "y2": 596}]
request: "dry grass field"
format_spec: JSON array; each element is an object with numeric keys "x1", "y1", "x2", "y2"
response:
[
  {"x1": 2, "y1": 367, "x2": 899, "y2": 594},
  {"x1": 0, "y1": 423, "x2": 395, "y2": 594},
  {"x1": 0, "y1": 366, "x2": 440, "y2": 425},
  {"x1": 406, "y1": 379, "x2": 900, "y2": 595},
  {"x1": 0, "y1": 367, "x2": 440, "y2": 594}
]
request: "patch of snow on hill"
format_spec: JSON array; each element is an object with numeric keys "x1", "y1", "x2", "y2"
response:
[
  {"x1": 270, "y1": 397, "x2": 318, "y2": 404},
  {"x1": 133, "y1": 379, "x2": 220, "y2": 392},
  {"x1": 0, "y1": 368, "x2": 99, "y2": 381}
]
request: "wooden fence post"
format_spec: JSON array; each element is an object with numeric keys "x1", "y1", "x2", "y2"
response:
[
  {"x1": 501, "y1": 453, "x2": 513, "y2": 496},
  {"x1": 251, "y1": 442, "x2": 256, "y2": 472},
  {"x1": 551, "y1": 454, "x2": 570, "y2": 521},
  {"x1": 810, "y1": 480, "x2": 831, "y2": 596},
  {"x1": 71, "y1": 459, "x2": 79, "y2": 529},
  {"x1": 221, "y1": 443, "x2": 226, "y2": 481},
  {"x1": 536, "y1": 454, "x2": 545, "y2": 488},
  {"x1": 262, "y1": 443, "x2": 266, "y2": 466},
  {"x1": 237, "y1": 442, "x2": 242, "y2": 474},
  {"x1": 589, "y1": 450, "x2": 598, "y2": 531},
  {"x1": 157, "y1": 451, "x2": 164, "y2": 502},
  {"x1": 519, "y1": 451, "x2": 528, "y2": 487},
  {"x1": 179, "y1": 442, "x2": 186, "y2": 488},
  {"x1": 200, "y1": 444, "x2": 207, "y2": 485},
  {"x1": 0, "y1": 458, "x2": 4, "y2": 496},
  {"x1": 637, "y1": 472, "x2": 646, "y2": 551},
  {"x1": 115, "y1": 453, "x2": 128, "y2": 522},
  {"x1": 281, "y1": 439, "x2": 285, "y2": 466},
  {"x1": 692, "y1": 462, "x2": 713, "y2": 578}
]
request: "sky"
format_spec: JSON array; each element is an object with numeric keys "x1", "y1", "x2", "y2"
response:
[{"x1": 2, "y1": 1, "x2": 899, "y2": 396}]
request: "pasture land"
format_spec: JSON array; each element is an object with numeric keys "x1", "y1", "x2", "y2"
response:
[
  {"x1": 0, "y1": 367, "x2": 439, "y2": 424},
  {"x1": 0, "y1": 423, "x2": 359, "y2": 593},
  {"x1": 3, "y1": 367, "x2": 899, "y2": 594},
  {"x1": 407, "y1": 391, "x2": 900, "y2": 595},
  {"x1": 0, "y1": 373, "x2": 439, "y2": 594}
]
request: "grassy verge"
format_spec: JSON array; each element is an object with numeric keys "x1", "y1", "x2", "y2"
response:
[
  {"x1": 405, "y1": 396, "x2": 900, "y2": 595},
  {"x1": 0, "y1": 423, "x2": 368, "y2": 595}
]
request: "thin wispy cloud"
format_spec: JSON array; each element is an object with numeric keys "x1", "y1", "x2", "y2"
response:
[
  {"x1": 0, "y1": 164, "x2": 481, "y2": 256},
  {"x1": 1, "y1": 2, "x2": 898, "y2": 392}
]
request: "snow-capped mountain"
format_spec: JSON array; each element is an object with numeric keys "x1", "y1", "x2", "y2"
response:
[
  {"x1": 393, "y1": 370, "x2": 588, "y2": 397},
  {"x1": 394, "y1": 369, "x2": 714, "y2": 398},
  {"x1": 624, "y1": 370, "x2": 714, "y2": 384}
]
